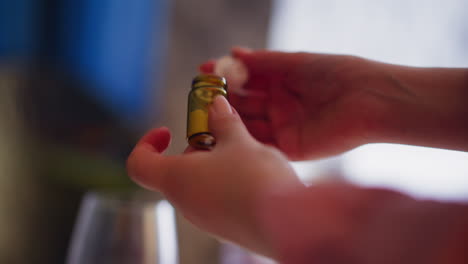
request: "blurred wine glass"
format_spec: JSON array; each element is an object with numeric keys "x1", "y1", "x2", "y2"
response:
[{"x1": 66, "y1": 191, "x2": 178, "y2": 264}]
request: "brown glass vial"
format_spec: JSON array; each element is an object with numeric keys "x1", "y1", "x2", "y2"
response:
[{"x1": 187, "y1": 74, "x2": 227, "y2": 150}]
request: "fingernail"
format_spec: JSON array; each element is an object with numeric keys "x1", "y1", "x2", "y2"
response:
[
  {"x1": 198, "y1": 60, "x2": 216, "y2": 73},
  {"x1": 211, "y1": 96, "x2": 232, "y2": 114}
]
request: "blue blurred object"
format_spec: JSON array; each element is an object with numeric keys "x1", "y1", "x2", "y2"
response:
[
  {"x1": 57, "y1": 0, "x2": 170, "y2": 125},
  {"x1": 0, "y1": 0, "x2": 40, "y2": 59},
  {"x1": 1, "y1": 0, "x2": 169, "y2": 125}
]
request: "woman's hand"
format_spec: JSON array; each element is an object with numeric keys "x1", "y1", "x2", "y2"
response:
[
  {"x1": 126, "y1": 96, "x2": 468, "y2": 264},
  {"x1": 201, "y1": 48, "x2": 468, "y2": 160},
  {"x1": 128, "y1": 50, "x2": 468, "y2": 262},
  {"x1": 202, "y1": 48, "x2": 382, "y2": 160},
  {"x1": 128, "y1": 113, "x2": 468, "y2": 263},
  {"x1": 127, "y1": 96, "x2": 302, "y2": 257}
]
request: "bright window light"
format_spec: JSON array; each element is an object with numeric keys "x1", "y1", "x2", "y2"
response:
[{"x1": 156, "y1": 200, "x2": 178, "y2": 264}]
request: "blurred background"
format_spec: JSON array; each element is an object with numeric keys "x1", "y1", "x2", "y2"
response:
[{"x1": 0, "y1": 0, "x2": 467, "y2": 263}]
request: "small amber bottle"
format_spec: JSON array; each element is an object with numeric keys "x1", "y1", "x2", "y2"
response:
[{"x1": 187, "y1": 74, "x2": 227, "y2": 149}]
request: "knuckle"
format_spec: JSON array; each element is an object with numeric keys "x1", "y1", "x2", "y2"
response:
[{"x1": 126, "y1": 151, "x2": 139, "y2": 179}]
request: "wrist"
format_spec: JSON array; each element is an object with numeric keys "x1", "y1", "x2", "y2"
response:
[
  {"x1": 353, "y1": 61, "x2": 468, "y2": 150},
  {"x1": 357, "y1": 199, "x2": 468, "y2": 264}
]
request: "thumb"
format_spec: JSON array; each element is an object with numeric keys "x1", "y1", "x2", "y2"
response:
[{"x1": 209, "y1": 95, "x2": 253, "y2": 145}]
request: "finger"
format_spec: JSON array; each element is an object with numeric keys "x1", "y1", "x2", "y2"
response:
[
  {"x1": 139, "y1": 126, "x2": 171, "y2": 152},
  {"x1": 126, "y1": 127, "x2": 176, "y2": 191},
  {"x1": 231, "y1": 47, "x2": 293, "y2": 97},
  {"x1": 230, "y1": 93, "x2": 268, "y2": 119},
  {"x1": 269, "y1": 82, "x2": 304, "y2": 157},
  {"x1": 209, "y1": 95, "x2": 254, "y2": 145},
  {"x1": 242, "y1": 75, "x2": 273, "y2": 93},
  {"x1": 244, "y1": 119, "x2": 275, "y2": 144},
  {"x1": 231, "y1": 47, "x2": 304, "y2": 76},
  {"x1": 199, "y1": 60, "x2": 216, "y2": 74}
]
